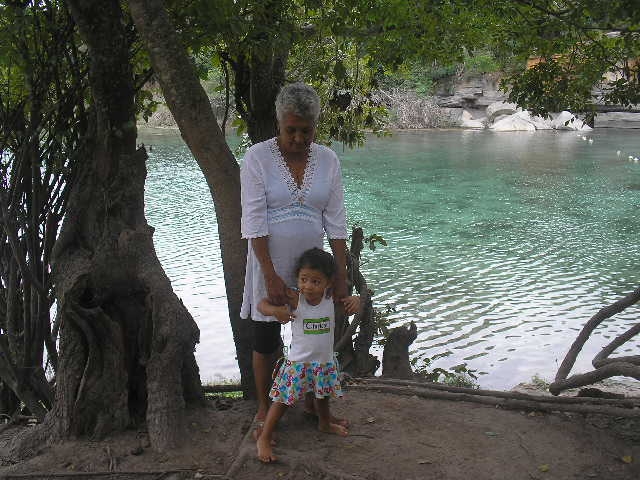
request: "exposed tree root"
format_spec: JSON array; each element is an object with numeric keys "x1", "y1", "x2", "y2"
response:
[{"x1": 550, "y1": 286, "x2": 640, "y2": 396}]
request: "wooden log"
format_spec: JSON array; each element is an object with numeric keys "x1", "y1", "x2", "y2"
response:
[
  {"x1": 351, "y1": 382, "x2": 640, "y2": 417},
  {"x1": 355, "y1": 378, "x2": 640, "y2": 407}
]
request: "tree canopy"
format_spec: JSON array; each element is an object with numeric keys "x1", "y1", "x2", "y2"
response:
[
  {"x1": 0, "y1": 0, "x2": 638, "y2": 457},
  {"x1": 485, "y1": 0, "x2": 640, "y2": 115}
]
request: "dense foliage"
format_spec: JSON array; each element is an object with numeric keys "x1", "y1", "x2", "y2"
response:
[
  {"x1": 489, "y1": 0, "x2": 640, "y2": 116},
  {"x1": 0, "y1": 1, "x2": 89, "y2": 417},
  {"x1": 160, "y1": 0, "x2": 640, "y2": 138}
]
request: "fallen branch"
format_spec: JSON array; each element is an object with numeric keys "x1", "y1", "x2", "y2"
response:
[
  {"x1": 351, "y1": 380, "x2": 640, "y2": 417},
  {"x1": 359, "y1": 378, "x2": 640, "y2": 407}
]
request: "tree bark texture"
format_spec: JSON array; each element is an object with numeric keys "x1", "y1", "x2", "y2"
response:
[
  {"x1": 42, "y1": 0, "x2": 203, "y2": 451},
  {"x1": 335, "y1": 228, "x2": 379, "y2": 376},
  {"x1": 382, "y1": 322, "x2": 418, "y2": 379},
  {"x1": 127, "y1": 0, "x2": 253, "y2": 396},
  {"x1": 232, "y1": 47, "x2": 288, "y2": 143},
  {"x1": 227, "y1": 1, "x2": 289, "y2": 143}
]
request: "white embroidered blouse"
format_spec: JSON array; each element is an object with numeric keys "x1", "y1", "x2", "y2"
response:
[{"x1": 240, "y1": 138, "x2": 347, "y2": 322}]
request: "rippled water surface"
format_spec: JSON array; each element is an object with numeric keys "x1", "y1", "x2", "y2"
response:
[{"x1": 140, "y1": 128, "x2": 640, "y2": 389}]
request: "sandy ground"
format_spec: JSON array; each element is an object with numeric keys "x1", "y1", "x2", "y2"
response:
[{"x1": 1, "y1": 382, "x2": 639, "y2": 480}]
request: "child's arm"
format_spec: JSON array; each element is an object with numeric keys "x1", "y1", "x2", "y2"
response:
[
  {"x1": 341, "y1": 295, "x2": 360, "y2": 316},
  {"x1": 258, "y1": 288, "x2": 299, "y2": 324}
]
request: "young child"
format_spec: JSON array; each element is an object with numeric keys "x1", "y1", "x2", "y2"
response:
[{"x1": 256, "y1": 247, "x2": 360, "y2": 463}]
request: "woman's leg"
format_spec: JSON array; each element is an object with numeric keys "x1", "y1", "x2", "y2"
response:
[
  {"x1": 251, "y1": 320, "x2": 282, "y2": 439},
  {"x1": 253, "y1": 350, "x2": 275, "y2": 423},
  {"x1": 314, "y1": 397, "x2": 348, "y2": 436},
  {"x1": 257, "y1": 402, "x2": 288, "y2": 463}
]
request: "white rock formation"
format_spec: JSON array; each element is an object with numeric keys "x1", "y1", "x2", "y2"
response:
[
  {"x1": 458, "y1": 101, "x2": 599, "y2": 131},
  {"x1": 550, "y1": 111, "x2": 592, "y2": 130},
  {"x1": 489, "y1": 113, "x2": 536, "y2": 131},
  {"x1": 515, "y1": 111, "x2": 553, "y2": 130},
  {"x1": 486, "y1": 101, "x2": 519, "y2": 123},
  {"x1": 460, "y1": 110, "x2": 484, "y2": 129}
]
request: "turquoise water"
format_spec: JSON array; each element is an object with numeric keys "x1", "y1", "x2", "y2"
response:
[{"x1": 140, "y1": 128, "x2": 640, "y2": 389}]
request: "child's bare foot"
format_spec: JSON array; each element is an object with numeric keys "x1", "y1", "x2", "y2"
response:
[
  {"x1": 257, "y1": 435, "x2": 277, "y2": 463},
  {"x1": 330, "y1": 415, "x2": 349, "y2": 428},
  {"x1": 303, "y1": 409, "x2": 349, "y2": 427},
  {"x1": 319, "y1": 422, "x2": 349, "y2": 437}
]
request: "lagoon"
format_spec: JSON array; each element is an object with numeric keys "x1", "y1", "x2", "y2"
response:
[{"x1": 139, "y1": 128, "x2": 640, "y2": 390}]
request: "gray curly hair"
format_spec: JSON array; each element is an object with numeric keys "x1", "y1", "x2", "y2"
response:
[{"x1": 275, "y1": 82, "x2": 321, "y2": 125}]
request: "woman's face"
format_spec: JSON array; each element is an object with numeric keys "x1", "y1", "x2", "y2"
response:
[{"x1": 277, "y1": 113, "x2": 316, "y2": 156}]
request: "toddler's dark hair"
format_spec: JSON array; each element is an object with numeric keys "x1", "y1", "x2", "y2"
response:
[{"x1": 294, "y1": 248, "x2": 335, "y2": 279}]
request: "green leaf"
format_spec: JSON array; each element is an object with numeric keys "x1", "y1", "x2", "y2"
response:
[{"x1": 333, "y1": 60, "x2": 347, "y2": 82}]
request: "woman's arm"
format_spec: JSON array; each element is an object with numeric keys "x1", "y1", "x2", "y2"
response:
[
  {"x1": 251, "y1": 237, "x2": 288, "y2": 306},
  {"x1": 241, "y1": 149, "x2": 288, "y2": 306},
  {"x1": 324, "y1": 151, "x2": 349, "y2": 301},
  {"x1": 329, "y1": 238, "x2": 348, "y2": 301}
]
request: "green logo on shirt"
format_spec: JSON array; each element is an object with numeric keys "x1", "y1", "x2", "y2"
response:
[{"x1": 303, "y1": 317, "x2": 330, "y2": 334}]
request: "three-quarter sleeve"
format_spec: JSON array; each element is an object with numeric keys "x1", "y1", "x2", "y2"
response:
[
  {"x1": 240, "y1": 150, "x2": 269, "y2": 239},
  {"x1": 322, "y1": 152, "x2": 348, "y2": 239}
]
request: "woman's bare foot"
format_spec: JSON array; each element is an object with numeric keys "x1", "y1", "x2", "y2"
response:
[
  {"x1": 318, "y1": 422, "x2": 349, "y2": 437},
  {"x1": 257, "y1": 435, "x2": 277, "y2": 463},
  {"x1": 252, "y1": 419, "x2": 277, "y2": 445}
]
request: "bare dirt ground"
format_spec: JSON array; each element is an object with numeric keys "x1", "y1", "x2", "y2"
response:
[{"x1": 1, "y1": 381, "x2": 639, "y2": 480}]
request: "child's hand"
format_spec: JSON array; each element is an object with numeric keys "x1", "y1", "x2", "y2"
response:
[
  {"x1": 273, "y1": 305, "x2": 295, "y2": 324},
  {"x1": 341, "y1": 296, "x2": 360, "y2": 316}
]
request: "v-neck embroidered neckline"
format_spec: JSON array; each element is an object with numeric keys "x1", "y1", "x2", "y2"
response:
[{"x1": 270, "y1": 137, "x2": 317, "y2": 204}]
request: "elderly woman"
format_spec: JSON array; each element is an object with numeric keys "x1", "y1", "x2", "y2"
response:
[{"x1": 240, "y1": 82, "x2": 349, "y2": 437}]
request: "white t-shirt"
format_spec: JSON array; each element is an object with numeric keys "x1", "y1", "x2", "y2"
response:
[
  {"x1": 288, "y1": 293, "x2": 335, "y2": 364},
  {"x1": 240, "y1": 137, "x2": 347, "y2": 322}
]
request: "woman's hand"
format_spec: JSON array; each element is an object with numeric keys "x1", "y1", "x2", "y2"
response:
[
  {"x1": 265, "y1": 271, "x2": 289, "y2": 306},
  {"x1": 341, "y1": 296, "x2": 360, "y2": 316},
  {"x1": 272, "y1": 305, "x2": 295, "y2": 324}
]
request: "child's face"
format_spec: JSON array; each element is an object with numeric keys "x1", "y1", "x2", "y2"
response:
[{"x1": 297, "y1": 267, "x2": 331, "y2": 305}]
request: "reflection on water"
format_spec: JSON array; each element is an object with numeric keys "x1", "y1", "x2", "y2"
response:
[{"x1": 140, "y1": 127, "x2": 640, "y2": 389}]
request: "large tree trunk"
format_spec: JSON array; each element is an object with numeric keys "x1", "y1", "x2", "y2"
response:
[
  {"x1": 226, "y1": 1, "x2": 289, "y2": 143},
  {"x1": 25, "y1": 0, "x2": 203, "y2": 452},
  {"x1": 232, "y1": 48, "x2": 288, "y2": 142},
  {"x1": 128, "y1": 0, "x2": 253, "y2": 395}
]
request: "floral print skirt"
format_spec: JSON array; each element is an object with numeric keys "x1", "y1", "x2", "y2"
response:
[{"x1": 269, "y1": 358, "x2": 343, "y2": 406}]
